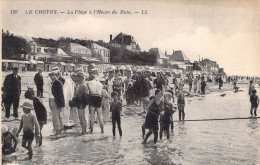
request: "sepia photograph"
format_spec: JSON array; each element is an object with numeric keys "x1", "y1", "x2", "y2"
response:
[{"x1": 1, "y1": 0, "x2": 260, "y2": 164}]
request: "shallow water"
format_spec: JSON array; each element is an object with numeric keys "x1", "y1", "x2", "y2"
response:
[{"x1": 2, "y1": 72, "x2": 260, "y2": 164}]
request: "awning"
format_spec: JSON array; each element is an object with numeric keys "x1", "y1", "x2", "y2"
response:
[
  {"x1": 53, "y1": 54, "x2": 72, "y2": 58},
  {"x1": 2, "y1": 59, "x2": 30, "y2": 64},
  {"x1": 88, "y1": 58, "x2": 99, "y2": 62},
  {"x1": 69, "y1": 63, "x2": 75, "y2": 67},
  {"x1": 118, "y1": 66, "x2": 126, "y2": 70},
  {"x1": 29, "y1": 60, "x2": 38, "y2": 64},
  {"x1": 36, "y1": 61, "x2": 44, "y2": 64},
  {"x1": 59, "y1": 62, "x2": 66, "y2": 66}
]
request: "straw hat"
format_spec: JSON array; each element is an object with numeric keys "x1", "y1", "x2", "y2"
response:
[
  {"x1": 52, "y1": 66, "x2": 60, "y2": 74},
  {"x1": 75, "y1": 68, "x2": 83, "y2": 73},
  {"x1": 21, "y1": 101, "x2": 34, "y2": 110}
]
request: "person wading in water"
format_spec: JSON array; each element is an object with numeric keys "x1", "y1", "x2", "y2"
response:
[
  {"x1": 176, "y1": 84, "x2": 191, "y2": 121},
  {"x1": 86, "y1": 74, "x2": 104, "y2": 133},
  {"x1": 142, "y1": 89, "x2": 164, "y2": 144}
]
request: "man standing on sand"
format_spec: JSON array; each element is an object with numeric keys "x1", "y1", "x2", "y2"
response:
[
  {"x1": 48, "y1": 71, "x2": 65, "y2": 137},
  {"x1": 34, "y1": 68, "x2": 44, "y2": 98},
  {"x1": 86, "y1": 74, "x2": 104, "y2": 133},
  {"x1": 3, "y1": 67, "x2": 21, "y2": 121}
]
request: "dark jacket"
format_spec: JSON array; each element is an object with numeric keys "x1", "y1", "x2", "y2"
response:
[
  {"x1": 3, "y1": 74, "x2": 21, "y2": 95},
  {"x1": 58, "y1": 76, "x2": 65, "y2": 85},
  {"x1": 34, "y1": 72, "x2": 44, "y2": 86},
  {"x1": 33, "y1": 97, "x2": 47, "y2": 122},
  {"x1": 51, "y1": 79, "x2": 65, "y2": 108}
]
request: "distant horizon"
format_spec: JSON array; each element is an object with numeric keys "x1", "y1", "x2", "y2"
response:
[{"x1": 2, "y1": 0, "x2": 260, "y2": 76}]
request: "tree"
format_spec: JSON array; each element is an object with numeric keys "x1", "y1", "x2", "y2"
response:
[{"x1": 2, "y1": 30, "x2": 31, "y2": 60}]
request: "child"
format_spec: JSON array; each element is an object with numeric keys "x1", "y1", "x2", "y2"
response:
[
  {"x1": 160, "y1": 92, "x2": 176, "y2": 139},
  {"x1": 2, "y1": 125, "x2": 17, "y2": 155},
  {"x1": 250, "y1": 90, "x2": 259, "y2": 117},
  {"x1": 16, "y1": 102, "x2": 40, "y2": 159},
  {"x1": 142, "y1": 96, "x2": 155, "y2": 139},
  {"x1": 142, "y1": 89, "x2": 164, "y2": 144},
  {"x1": 176, "y1": 84, "x2": 191, "y2": 121},
  {"x1": 110, "y1": 91, "x2": 122, "y2": 137},
  {"x1": 25, "y1": 90, "x2": 47, "y2": 146},
  {"x1": 166, "y1": 90, "x2": 175, "y2": 131}
]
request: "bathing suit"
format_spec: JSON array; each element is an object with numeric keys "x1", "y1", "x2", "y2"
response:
[
  {"x1": 177, "y1": 92, "x2": 185, "y2": 104},
  {"x1": 88, "y1": 94, "x2": 102, "y2": 108},
  {"x1": 23, "y1": 130, "x2": 34, "y2": 141},
  {"x1": 250, "y1": 95, "x2": 259, "y2": 108}
]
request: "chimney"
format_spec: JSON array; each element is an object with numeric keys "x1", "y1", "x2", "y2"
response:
[
  {"x1": 172, "y1": 50, "x2": 175, "y2": 55},
  {"x1": 165, "y1": 50, "x2": 167, "y2": 56},
  {"x1": 110, "y1": 35, "x2": 112, "y2": 42}
]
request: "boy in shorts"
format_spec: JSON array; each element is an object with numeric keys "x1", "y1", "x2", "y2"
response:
[
  {"x1": 110, "y1": 91, "x2": 122, "y2": 137},
  {"x1": 17, "y1": 102, "x2": 40, "y2": 159},
  {"x1": 25, "y1": 90, "x2": 47, "y2": 146},
  {"x1": 250, "y1": 90, "x2": 259, "y2": 117}
]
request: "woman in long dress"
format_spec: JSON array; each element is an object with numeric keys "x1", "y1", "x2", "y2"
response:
[
  {"x1": 101, "y1": 86, "x2": 113, "y2": 123},
  {"x1": 107, "y1": 75, "x2": 114, "y2": 95}
]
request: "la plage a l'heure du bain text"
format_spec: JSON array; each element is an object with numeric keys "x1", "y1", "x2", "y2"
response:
[{"x1": 10, "y1": 9, "x2": 148, "y2": 15}]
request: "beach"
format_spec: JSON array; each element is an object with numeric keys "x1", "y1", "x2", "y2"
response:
[{"x1": 2, "y1": 71, "x2": 260, "y2": 164}]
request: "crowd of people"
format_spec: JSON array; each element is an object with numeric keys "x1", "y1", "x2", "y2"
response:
[{"x1": 1, "y1": 66, "x2": 259, "y2": 160}]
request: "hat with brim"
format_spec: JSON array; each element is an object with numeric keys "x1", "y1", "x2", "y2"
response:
[
  {"x1": 52, "y1": 66, "x2": 60, "y2": 73},
  {"x1": 13, "y1": 67, "x2": 19, "y2": 71},
  {"x1": 48, "y1": 71, "x2": 58, "y2": 76},
  {"x1": 21, "y1": 101, "x2": 34, "y2": 110}
]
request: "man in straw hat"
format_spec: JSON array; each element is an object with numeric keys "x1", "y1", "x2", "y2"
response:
[
  {"x1": 48, "y1": 71, "x2": 65, "y2": 137},
  {"x1": 17, "y1": 102, "x2": 40, "y2": 159},
  {"x1": 3, "y1": 67, "x2": 21, "y2": 121},
  {"x1": 52, "y1": 66, "x2": 65, "y2": 84}
]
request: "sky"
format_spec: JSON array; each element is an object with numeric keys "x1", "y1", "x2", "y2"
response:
[{"x1": 2, "y1": 0, "x2": 260, "y2": 76}]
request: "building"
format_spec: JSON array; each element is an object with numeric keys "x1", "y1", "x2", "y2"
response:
[
  {"x1": 148, "y1": 48, "x2": 168, "y2": 65},
  {"x1": 199, "y1": 58, "x2": 219, "y2": 75},
  {"x1": 90, "y1": 43, "x2": 110, "y2": 63},
  {"x1": 109, "y1": 32, "x2": 141, "y2": 53},
  {"x1": 166, "y1": 50, "x2": 192, "y2": 72},
  {"x1": 61, "y1": 43, "x2": 93, "y2": 63},
  {"x1": 61, "y1": 43, "x2": 99, "y2": 72}
]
